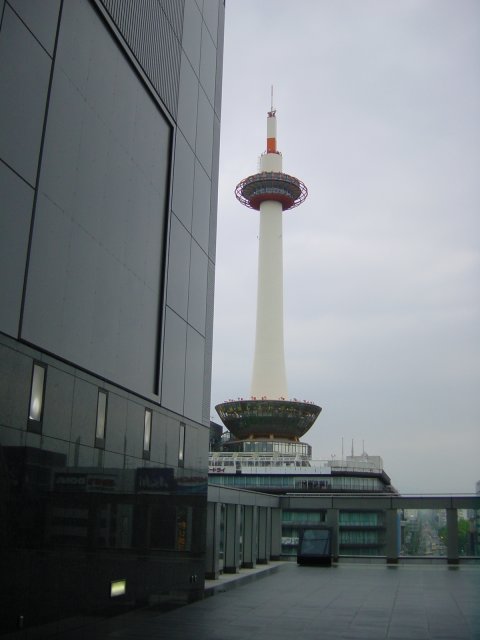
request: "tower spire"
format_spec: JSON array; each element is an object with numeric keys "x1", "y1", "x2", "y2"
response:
[{"x1": 266, "y1": 104, "x2": 277, "y2": 154}]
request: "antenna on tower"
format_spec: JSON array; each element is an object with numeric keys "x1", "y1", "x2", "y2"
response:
[{"x1": 269, "y1": 85, "x2": 276, "y2": 117}]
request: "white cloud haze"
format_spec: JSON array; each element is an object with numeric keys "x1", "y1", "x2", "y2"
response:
[{"x1": 211, "y1": 0, "x2": 480, "y2": 494}]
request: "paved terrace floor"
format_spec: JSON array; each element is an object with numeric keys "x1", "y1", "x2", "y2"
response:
[{"x1": 52, "y1": 562, "x2": 480, "y2": 640}]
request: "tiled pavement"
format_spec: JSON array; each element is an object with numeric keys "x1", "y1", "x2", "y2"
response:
[
  {"x1": 108, "y1": 563, "x2": 480, "y2": 640},
  {"x1": 40, "y1": 562, "x2": 480, "y2": 639}
]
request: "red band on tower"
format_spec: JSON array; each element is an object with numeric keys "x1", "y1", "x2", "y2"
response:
[{"x1": 267, "y1": 137, "x2": 276, "y2": 153}]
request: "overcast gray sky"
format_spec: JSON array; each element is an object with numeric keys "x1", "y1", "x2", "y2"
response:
[{"x1": 210, "y1": 0, "x2": 480, "y2": 494}]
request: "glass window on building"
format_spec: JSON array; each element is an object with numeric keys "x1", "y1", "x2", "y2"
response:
[
  {"x1": 28, "y1": 362, "x2": 47, "y2": 433},
  {"x1": 143, "y1": 408, "x2": 152, "y2": 458},
  {"x1": 95, "y1": 390, "x2": 108, "y2": 447},
  {"x1": 178, "y1": 422, "x2": 186, "y2": 467},
  {"x1": 339, "y1": 512, "x2": 381, "y2": 526},
  {"x1": 282, "y1": 510, "x2": 325, "y2": 525},
  {"x1": 340, "y1": 530, "x2": 380, "y2": 544}
]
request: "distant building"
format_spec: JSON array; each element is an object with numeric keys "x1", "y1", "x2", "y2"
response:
[{"x1": 0, "y1": 0, "x2": 224, "y2": 634}]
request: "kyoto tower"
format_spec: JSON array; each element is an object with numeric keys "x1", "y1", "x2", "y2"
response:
[{"x1": 216, "y1": 103, "x2": 321, "y2": 443}]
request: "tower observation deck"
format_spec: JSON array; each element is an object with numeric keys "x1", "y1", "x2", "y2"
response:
[
  {"x1": 235, "y1": 170, "x2": 307, "y2": 211},
  {"x1": 216, "y1": 106, "x2": 321, "y2": 444}
]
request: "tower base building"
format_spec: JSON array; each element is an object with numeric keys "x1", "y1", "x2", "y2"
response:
[{"x1": 209, "y1": 423, "x2": 396, "y2": 558}]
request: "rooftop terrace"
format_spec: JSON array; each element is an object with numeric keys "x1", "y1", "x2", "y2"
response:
[{"x1": 48, "y1": 561, "x2": 479, "y2": 640}]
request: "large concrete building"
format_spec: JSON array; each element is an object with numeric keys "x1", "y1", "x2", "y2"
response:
[{"x1": 0, "y1": 0, "x2": 224, "y2": 634}]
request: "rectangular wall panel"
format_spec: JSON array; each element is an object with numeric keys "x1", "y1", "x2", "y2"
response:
[
  {"x1": 0, "y1": 164, "x2": 34, "y2": 336},
  {"x1": 0, "y1": 5, "x2": 52, "y2": 185},
  {"x1": 8, "y1": 0, "x2": 60, "y2": 54},
  {"x1": 22, "y1": 0, "x2": 171, "y2": 397}
]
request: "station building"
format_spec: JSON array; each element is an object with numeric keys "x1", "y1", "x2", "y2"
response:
[{"x1": 0, "y1": 0, "x2": 224, "y2": 634}]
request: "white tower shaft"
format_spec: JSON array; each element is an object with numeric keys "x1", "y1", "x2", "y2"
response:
[
  {"x1": 250, "y1": 199, "x2": 287, "y2": 398},
  {"x1": 250, "y1": 114, "x2": 288, "y2": 399}
]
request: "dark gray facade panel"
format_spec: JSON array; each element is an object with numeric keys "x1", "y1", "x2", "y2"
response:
[
  {"x1": 0, "y1": 425, "x2": 23, "y2": 449},
  {"x1": 37, "y1": 434, "x2": 70, "y2": 461},
  {"x1": 161, "y1": 307, "x2": 187, "y2": 415},
  {"x1": 195, "y1": 86, "x2": 214, "y2": 177},
  {"x1": 200, "y1": 21, "x2": 216, "y2": 106},
  {"x1": 69, "y1": 439, "x2": 97, "y2": 468},
  {"x1": 42, "y1": 365, "x2": 75, "y2": 441},
  {"x1": 21, "y1": 194, "x2": 70, "y2": 344},
  {"x1": 203, "y1": 258, "x2": 215, "y2": 424},
  {"x1": 100, "y1": 0, "x2": 184, "y2": 118},
  {"x1": 150, "y1": 411, "x2": 167, "y2": 464},
  {"x1": 188, "y1": 240, "x2": 208, "y2": 336},
  {"x1": 104, "y1": 392, "x2": 127, "y2": 454},
  {"x1": 192, "y1": 159, "x2": 211, "y2": 253},
  {"x1": 124, "y1": 400, "x2": 144, "y2": 459},
  {"x1": 184, "y1": 326, "x2": 205, "y2": 424},
  {"x1": 164, "y1": 413, "x2": 182, "y2": 467},
  {"x1": 182, "y1": 0, "x2": 202, "y2": 74},
  {"x1": 0, "y1": 5, "x2": 51, "y2": 185},
  {"x1": 172, "y1": 129, "x2": 195, "y2": 230},
  {"x1": 166, "y1": 214, "x2": 191, "y2": 320},
  {"x1": 8, "y1": 0, "x2": 60, "y2": 55},
  {"x1": 102, "y1": 450, "x2": 124, "y2": 469},
  {"x1": 35, "y1": 71, "x2": 84, "y2": 214},
  {"x1": 186, "y1": 422, "x2": 209, "y2": 469},
  {"x1": 214, "y1": 0, "x2": 225, "y2": 118},
  {"x1": 202, "y1": 0, "x2": 219, "y2": 44},
  {"x1": 177, "y1": 52, "x2": 199, "y2": 151},
  {"x1": 69, "y1": 375, "x2": 98, "y2": 449},
  {"x1": 22, "y1": 0, "x2": 171, "y2": 397},
  {"x1": 0, "y1": 341, "x2": 31, "y2": 430},
  {"x1": 208, "y1": 114, "x2": 221, "y2": 260},
  {"x1": 52, "y1": 0, "x2": 90, "y2": 96},
  {"x1": 0, "y1": 163, "x2": 34, "y2": 337}
]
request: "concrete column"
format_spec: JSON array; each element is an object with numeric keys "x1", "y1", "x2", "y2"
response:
[
  {"x1": 385, "y1": 509, "x2": 399, "y2": 564},
  {"x1": 325, "y1": 508, "x2": 339, "y2": 561},
  {"x1": 257, "y1": 507, "x2": 271, "y2": 564},
  {"x1": 447, "y1": 508, "x2": 459, "y2": 565},
  {"x1": 270, "y1": 508, "x2": 282, "y2": 560},
  {"x1": 224, "y1": 504, "x2": 242, "y2": 573},
  {"x1": 205, "y1": 502, "x2": 221, "y2": 579},
  {"x1": 242, "y1": 506, "x2": 258, "y2": 568}
]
